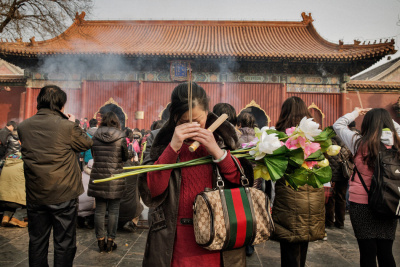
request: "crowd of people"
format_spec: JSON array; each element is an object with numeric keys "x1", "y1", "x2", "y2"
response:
[{"x1": 0, "y1": 83, "x2": 398, "y2": 267}]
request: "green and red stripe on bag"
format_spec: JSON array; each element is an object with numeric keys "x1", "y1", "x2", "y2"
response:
[
  {"x1": 224, "y1": 187, "x2": 254, "y2": 249},
  {"x1": 193, "y1": 185, "x2": 274, "y2": 251}
]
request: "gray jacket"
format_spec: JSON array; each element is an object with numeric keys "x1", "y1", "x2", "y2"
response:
[{"x1": 332, "y1": 110, "x2": 400, "y2": 155}]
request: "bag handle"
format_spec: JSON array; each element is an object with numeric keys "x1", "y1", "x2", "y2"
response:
[{"x1": 214, "y1": 155, "x2": 250, "y2": 189}]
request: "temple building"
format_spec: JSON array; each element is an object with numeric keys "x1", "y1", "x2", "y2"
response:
[{"x1": 0, "y1": 12, "x2": 397, "y2": 128}]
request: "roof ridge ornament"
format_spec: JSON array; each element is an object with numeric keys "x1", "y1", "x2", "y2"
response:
[
  {"x1": 301, "y1": 12, "x2": 314, "y2": 25},
  {"x1": 75, "y1": 11, "x2": 86, "y2": 24},
  {"x1": 29, "y1": 37, "x2": 36, "y2": 46}
]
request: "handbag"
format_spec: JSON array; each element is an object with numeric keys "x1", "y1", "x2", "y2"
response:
[
  {"x1": 193, "y1": 156, "x2": 274, "y2": 251},
  {"x1": 339, "y1": 152, "x2": 353, "y2": 180}
]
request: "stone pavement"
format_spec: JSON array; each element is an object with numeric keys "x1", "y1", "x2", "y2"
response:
[{"x1": 0, "y1": 215, "x2": 399, "y2": 267}]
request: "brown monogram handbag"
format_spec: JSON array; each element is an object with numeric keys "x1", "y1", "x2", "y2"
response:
[{"x1": 193, "y1": 156, "x2": 274, "y2": 251}]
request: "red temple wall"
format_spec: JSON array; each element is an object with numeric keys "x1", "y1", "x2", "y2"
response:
[
  {"x1": 344, "y1": 92, "x2": 400, "y2": 128},
  {"x1": 16, "y1": 82, "x2": 400, "y2": 131},
  {"x1": 287, "y1": 92, "x2": 342, "y2": 128},
  {"x1": 0, "y1": 86, "x2": 26, "y2": 127}
]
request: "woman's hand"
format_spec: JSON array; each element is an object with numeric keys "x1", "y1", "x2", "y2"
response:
[
  {"x1": 192, "y1": 128, "x2": 224, "y2": 159},
  {"x1": 355, "y1": 107, "x2": 372, "y2": 116},
  {"x1": 170, "y1": 122, "x2": 201, "y2": 152}
]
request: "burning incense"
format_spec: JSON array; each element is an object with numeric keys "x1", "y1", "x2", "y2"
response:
[
  {"x1": 189, "y1": 114, "x2": 228, "y2": 152},
  {"x1": 356, "y1": 91, "x2": 363, "y2": 109},
  {"x1": 187, "y1": 68, "x2": 192, "y2": 123}
]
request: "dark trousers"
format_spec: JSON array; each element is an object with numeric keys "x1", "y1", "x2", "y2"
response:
[
  {"x1": 280, "y1": 241, "x2": 309, "y2": 267},
  {"x1": 27, "y1": 199, "x2": 78, "y2": 267},
  {"x1": 357, "y1": 239, "x2": 396, "y2": 267},
  {"x1": 325, "y1": 180, "x2": 348, "y2": 227}
]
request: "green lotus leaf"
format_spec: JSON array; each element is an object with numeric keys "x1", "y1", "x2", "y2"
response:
[
  {"x1": 287, "y1": 147, "x2": 304, "y2": 167},
  {"x1": 263, "y1": 155, "x2": 288, "y2": 181},
  {"x1": 305, "y1": 150, "x2": 325, "y2": 161},
  {"x1": 313, "y1": 126, "x2": 336, "y2": 141},
  {"x1": 266, "y1": 129, "x2": 288, "y2": 140}
]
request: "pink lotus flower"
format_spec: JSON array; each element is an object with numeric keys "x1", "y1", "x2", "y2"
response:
[
  {"x1": 302, "y1": 161, "x2": 318, "y2": 169},
  {"x1": 241, "y1": 137, "x2": 259, "y2": 149},
  {"x1": 303, "y1": 142, "x2": 321, "y2": 158},
  {"x1": 285, "y1": 127, "x2": 296, "y2": 136},
  {"x1": 285, "y1": 138, "x2": 298, "y2": 150}
]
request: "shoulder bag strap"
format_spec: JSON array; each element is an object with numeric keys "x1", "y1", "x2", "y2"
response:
[{"x1": 354, "y1": 166, "x2": 369, "y2": 194}]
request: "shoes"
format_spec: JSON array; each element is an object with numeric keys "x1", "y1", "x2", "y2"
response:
[
  {"x1": 8, "y1": 218, "x2": 28, "y2": 228},
  {"x1": 335, "y1": 224, "x2": 344, "y2": 229},
  {"x1": 106, "y1": 239, "x2": 117, "y2": 253},
  {"x1": 1, "y1": 215, "x2": 10, "y2": 227},
  {"x1": 123, "y1": 221, "x2": 137, "y2": 233},
  {"x1": 323, "y1": 232, "x2": 328, "y2": 241},
  {"x1": 98, "y1": 239, "x2": 106, "y2": 253}
]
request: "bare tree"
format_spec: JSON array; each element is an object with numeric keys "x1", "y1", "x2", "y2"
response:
[{"x1": 0, "y1": 0, "x2": 93, "y2": 41}]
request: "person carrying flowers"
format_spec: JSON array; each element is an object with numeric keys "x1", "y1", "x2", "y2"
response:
[
  {"x1": 138, "y1": 82, "x2": 254, "y2": 267},
  {"x1": 272, "y1": 96, "x2": 327, "y2": 267}
]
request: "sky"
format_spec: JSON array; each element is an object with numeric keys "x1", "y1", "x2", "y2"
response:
[
  {"x1": 91, "y1": 0, "x2": 400, "y2": 46},
  {"x1": 90, "y1": 0, "x2": 400, "y2": 70}
]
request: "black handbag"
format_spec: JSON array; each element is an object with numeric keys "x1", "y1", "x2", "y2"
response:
[{"x1": 339, "y1": 152, "x2": 353, "y2": 180}]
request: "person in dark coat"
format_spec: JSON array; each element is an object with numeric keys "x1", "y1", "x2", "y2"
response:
[
  {"x1": 325, "y1": 136, "x2": 352, "y2": 229},
  {"x1": 0, "y1": 121, "x2": 17, "y2": 161},
  {"x1": 88, "y1": 111, "x2": 129, "y2": 253},
  {"x1": 17, "y1": 85, "x2": 93, "y2": 267}
]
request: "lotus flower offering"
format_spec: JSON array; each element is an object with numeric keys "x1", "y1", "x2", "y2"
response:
[{"x1": 94, "y1": 116, "x2": 339, "y2": 190}]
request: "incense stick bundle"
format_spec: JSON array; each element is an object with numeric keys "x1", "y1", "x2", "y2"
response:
[
  {"x1": 189, "y1": 114, "x2": 228, "y2": 152},
  {"x1": 187, "y1": 69, "x2": 192, "y2": 123},
  {"x1": 356, "y1": 91, "x2": 363, "y2": 109}
]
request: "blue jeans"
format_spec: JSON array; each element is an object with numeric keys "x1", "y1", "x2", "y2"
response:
[{"x1": 94, "y1": 198, "x2": 120, "y2": 240}]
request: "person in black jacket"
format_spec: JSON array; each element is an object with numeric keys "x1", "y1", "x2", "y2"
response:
[
  {"x1": 17, "y1": 85, "x2": 93, "y2": 267},
  {"x1": 325, "y1": 136, "x2": 353, "y2": 229},
  {"x1": 88, "y1": 111, "x2": 129, "y2": 253},
  {"x1": 0, "y1": 121, "x2": 17, "y2": 162}
]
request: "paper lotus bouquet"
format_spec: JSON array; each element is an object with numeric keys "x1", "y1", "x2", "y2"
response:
[
  {"x1": 244, "y1": 117, "x2": 339, "y2": 189},
  {"x1": 94, "y1": 117, "x2": 339, "y2": 189}
]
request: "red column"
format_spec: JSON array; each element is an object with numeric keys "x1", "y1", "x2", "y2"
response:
[
  {"x1": 19, "y1": 92, "x2": 26, "y2": 121},
  {"x1": 24, "y1": 87, "x2": 32, "y2": 119},
  {"x1": 341, "y1": 84, "x2": 347, "y2": 116}
]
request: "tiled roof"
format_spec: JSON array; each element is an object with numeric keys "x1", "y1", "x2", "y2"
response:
[
  {"x1": 347, "y1": 80, "x2": 400, "y2": 91},
  {"x1": 0, "y1": 12, "x2": 395, "y2": 61},
  {"x1": 352, "y1": 57, "x2": 400, "y2": 80}
]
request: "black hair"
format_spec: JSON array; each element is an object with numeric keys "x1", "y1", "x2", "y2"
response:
[
  {"x1": 213, "y1": 103, "x2": 237, "y2": 126},
  {"x1": 6, "y1": 121, "x2": 17, "y2": 129},
  {"x1": 168, "y1": 82, "x2": 209, "y2": 127},
  {"x1": 275, "y1": 96, "x2": 312, "y2": 131},
  {"x1": 89, "y1": 118, "x2": 98, "y2": 127},
  {"x1": 100, "y1": 111, "x2": 121, "y2": 129},
  {"x1": 125, "y1": 128, "x2": 134, "y2": 142},
  {"x1": 99, "y1": 104, "x2": 125, "y2": 129},
  {"x1": 237, "y1": 112, "x2": 256, "y2": 128},
  {"x1": 348, "y1": 121, "x2": 356, "y2": 128},
  {"x1": 151, "y1": 119, "x2": 166, "y2": 131},
  {"x1": 36, "y1": 85, "x2": 67, "y2": 111},
  {"x1": 355, "y1": 108, "x2": 400, "y2": 168}
]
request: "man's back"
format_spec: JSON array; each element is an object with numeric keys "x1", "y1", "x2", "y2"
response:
[{"x1": 18, "y1": 108, "x2": 92, "y2": 205}]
